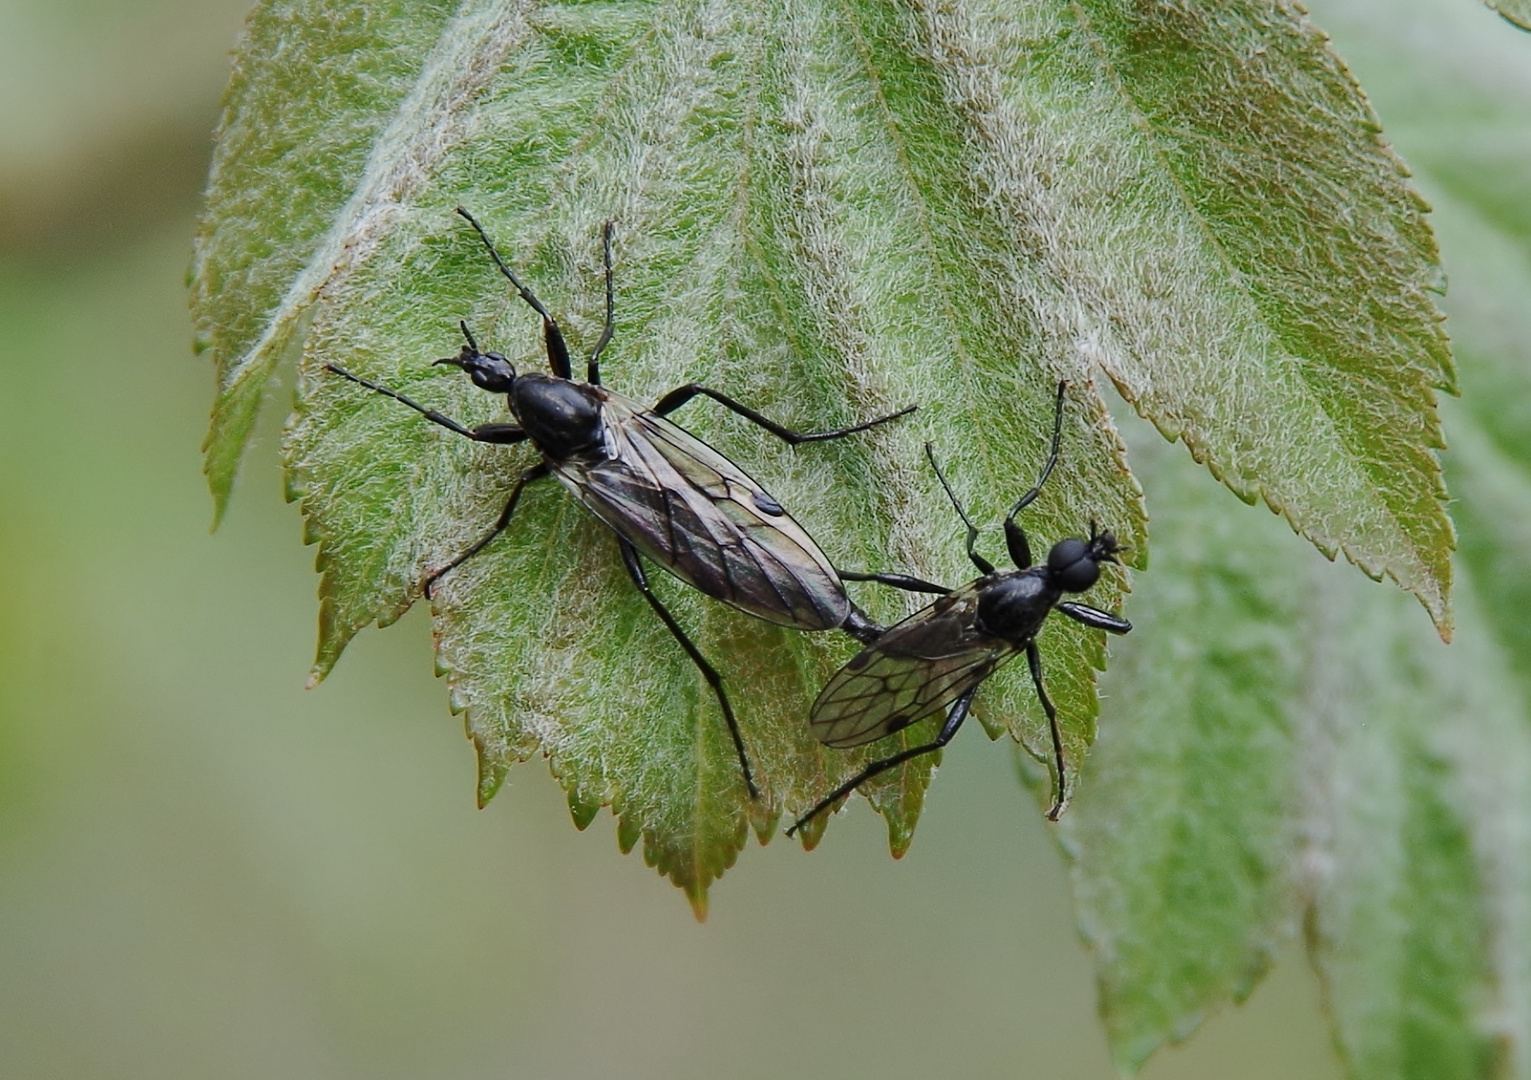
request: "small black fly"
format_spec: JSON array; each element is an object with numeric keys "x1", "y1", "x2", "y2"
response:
[
  {"x1": 326, "y1": 209, "x2": 914, "y2": 800},
  {"x1": 787, "y1": 382, "x2": 1131, "y2": 836}
]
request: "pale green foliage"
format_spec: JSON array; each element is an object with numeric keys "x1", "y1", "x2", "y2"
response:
[
  {"x1": 191, "y1": 0, "x2": 1478, "y2": 1070},
  {"x1": 1047, "y1": 3, "x2": 1531, "y2": 1076},
  {"x1": 1060, "y1": 422, "x2": 1519, "y2": 1079},
  {"x1": 1487, "y1": 0, "x2": 1531, "y2": 30},
  {"x1": 1059, "y1": 432, "x2": 1307, "y2": 1073}
]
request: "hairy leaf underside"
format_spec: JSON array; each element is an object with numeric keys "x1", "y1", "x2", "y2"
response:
[{"x1": 192, "y1": 0, "x2": 1465, "y2": 1063}]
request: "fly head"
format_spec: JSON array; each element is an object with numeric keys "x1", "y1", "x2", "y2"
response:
[
  {"x1": 1046, "y1": 527, "x2": 1120, "y2": 594},
  {"x1": 433, "y1": 334, "x2": 517, "y2": 395}
]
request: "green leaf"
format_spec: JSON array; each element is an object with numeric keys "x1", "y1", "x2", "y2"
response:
[
  {"x1": 1301, "y1": 556, "x2": 1518, "y2": 1080},
  {"x1": 1061, "y1": 405, "x2": 1524, "y2": 1080},
  {"x1": 1056, "y1": 432, "x2": 1309, "y2": 1074},
  {"x1": 1061, "y1": 0, "x2": 1454, "y2": 632},
  {"x1": 1486, "y1": 0, "x2": 1531, "y2": 31},
  {"x1": 1051, "y1": 0, "x2": 1531, "y2": 1071},
  {"x1": 191, "y1": 0, "x2": 486, "y2": 523},
  {"x1": 195, "y1": 0, "x2": 1450, "y2": 912}
]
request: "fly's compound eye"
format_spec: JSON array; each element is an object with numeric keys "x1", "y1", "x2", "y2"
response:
[
  {"x1": 465, "y1": 351, "x2": 517, "y2": 393},
  {"x1": 1047, "y1": 537, "x2": 1100, "y2": 593}
]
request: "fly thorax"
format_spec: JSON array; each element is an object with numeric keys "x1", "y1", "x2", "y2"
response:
[
  {"x1": 511, "y1": 374, "x2": 605, "y2": 459},
  {"x1": 974, "y1": 570, "x2": 1057, "y2": 643}
]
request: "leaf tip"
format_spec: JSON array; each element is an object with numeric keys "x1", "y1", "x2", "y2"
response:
[
  {"x1": 792, "y1": 811, "x2": 830, "y2": 851},
  {"x1": 473, "y1": 737, "x2": 509, "y2": 808},
  {"x1": 884, "y1": 812, "x2": 916, "y2": 859},
  {"x1": 203, "y1": 443, "x2": 236, "y2": 532},
  {"x1": 616, "y1": 813, "x2": 641, "y2": 855},
  {"x1": 201, "y1": 379, "x2": 266, "y2": 533},
  {"x1": 748, "y1": 802, "x2": 779, "y2": 845},
  {"x1": 567, "y1": 788, "x2": 600, "y2": 831},
  {"x1": 208, "y1": 493, "x2": 231, "y2": 534},
  {"x1": 306, "y1": 640, "x2": 342, "y2": 685},
  {"x1": 307, "y1": 584, "x2": 383, "y2": 688},
  {"x1": 1428, "y1": 593, "x2": 1455, "y2": 643}
]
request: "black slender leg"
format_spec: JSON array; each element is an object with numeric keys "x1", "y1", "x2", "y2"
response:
[
  {"x1": 836, "y1": 569, "x2": 946, "y2": 643},
  {"x1": 1056, "y1": 602, "x2": 1132, "y2": 635},
  {"x1": 1002, "y1": 381, "x2": 1068, "y2": 569},
  {"x1": 925, "y1": 443, "x2": 995, "y2": 576},
  {"x1": 787, "y1": 689, "x2": 975, "y2": 838},
  {"x1": 587, "y1": 221, "x2": 615, "y2": 386},
  {"x1": 837, "y1": 572, "x2": 950, "y2": 644},
  {"x1": 836, "y1": 569, "x2": 950, "y2": 595},
  {"x1": 425, "y1": 463, "x2": 551, "y2": 597},
  {"x1": 1026, "y1": 641, "x2": 1068, "y2": 821},
  {"x1": 651, "y1": 384, "x2": 916, "y2": 444},
  {"x1": 326, "y1": 364, "x2": 529, "y2": 445},
  {"x1": 1006, "y1": 380, "x2": 1068, "y2": 519},
  {"x1": 618, "y1": 538, "x2": 759, "y2": 800},
  {"x1": 1002, "y1": 518, "x2": 1034, "y2": 574},
  {"x1": 455, "y1": 206, "x2": 573, "y2": 380}
]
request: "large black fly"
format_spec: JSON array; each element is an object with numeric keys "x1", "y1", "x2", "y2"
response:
[
  {"x1": 787, "y1": 382, "x2": 1131, "y2": 836},
  {"x1": 326, "y1": 209, "x2": 914, "y2": 801}
]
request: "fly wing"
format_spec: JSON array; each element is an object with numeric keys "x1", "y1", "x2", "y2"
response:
[
  {"x1": 810, "y1": 582, "x2": 1020, "y2": 749},
  {"x1": 553, "y1": 391, "x2": 850, "y2": 631}
]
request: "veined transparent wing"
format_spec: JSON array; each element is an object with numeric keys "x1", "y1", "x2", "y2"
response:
[
  {"x1": 810, "y1": 581, "x2": 1020, "y2": 749},
  {"x1": 550, "y1": 389, "x2": 851, "y2": 631}
]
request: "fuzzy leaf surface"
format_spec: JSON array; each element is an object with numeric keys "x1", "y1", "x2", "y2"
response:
[
  {"x1": 197, "y1": 0, "x2": 1452, "y2": 908},
  {"x1": 1053, "y1": 0, "x2": 1531, "y2": 1072},
  {"x1": 1056, "y1": 431, "x2": 1308, "y2": 1074}
]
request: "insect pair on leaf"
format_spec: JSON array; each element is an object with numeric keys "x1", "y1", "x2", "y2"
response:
[{"x1": 326, "y1": 210, "x2": 1130, "y2": 832}]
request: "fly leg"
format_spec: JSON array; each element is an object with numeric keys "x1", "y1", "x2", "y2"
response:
[
  {"x1": 326, "y1": 364, "x2": 543, "y2": 594},
  {"x1": 585, "y1": 221, "x2": 615, "y2": 386},
  {"x1": 1002, "y1": 381, "x2": 1068, "y2": 569},
  {"x1": 924, "y1": 444, "x2": 996, "y2": 575},
  {"x1": 835, "y1": 570, "x2": 948, "y2": 594},
  {"x1": 618, "y1": 538, "x2": 760, "y2": 801},
  {"x1": 834, "y1": 571, "x2": 950, "y2": 645},
  {"x1": 1026, "y1": 640, "x2": 1069, "y2": 821},
  {"x1": 455, "y1": 207, "x2": 573, "y2": 380},
  {"x1": 651, "y1": 385, "x2": 915, "y2": 444},
  {"x1": 1056, "y1": 602, "x2": 1132, "y2": 635},
  {"x1": 425, "y1": 462, "x2": 551, "y2": 597},
  {"x1": 786, "y1": 689, "x2": 975, "y2": 838}
]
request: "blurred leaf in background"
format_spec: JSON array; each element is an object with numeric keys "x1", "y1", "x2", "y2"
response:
[{"x1": 1063, "y1": 0, "x2": 1531, "y2": 1076}]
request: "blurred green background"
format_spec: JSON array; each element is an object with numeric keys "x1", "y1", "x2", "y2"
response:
[{"x1": 0, "y1": 0, "x2": 1521, "y2": 1076}]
